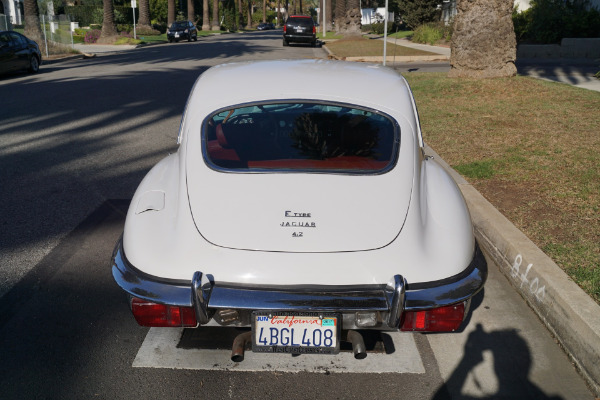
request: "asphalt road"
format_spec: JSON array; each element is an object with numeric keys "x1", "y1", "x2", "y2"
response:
[{"x1": 0, "y1": 30, "x2": 595, "y2": 399}]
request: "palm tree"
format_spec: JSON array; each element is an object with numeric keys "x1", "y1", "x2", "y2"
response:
[
  {"x1": 100, "y1": 0, "x2": 118, "y2": 39},
  {"x1": 168, "y1": 0, "x2": 176, "y2": 26},
  {"x1": 334, "y1": 0, "x2": 344, "y2": 33},
  {"x1": 449, "y1": 0, "x2": 517, "y2": 78},
  {"x1": 188, "y1": 0, "x2": 196, "y2": 22},
  {"x1": 344, "y1": 0, "x2": 360, "y2": 34},
  {"x1": 138, "y1": 0, "x2": 152, "y2": 30},
  {"x1": 247, "y1": 0, "x2": 252, "y2": 28},
  {"x1": 202, "y1": 0, "x2": 210, "y2": 30},
  {"x1": 23, "y1": 0, "x2": 43, "y2": 40},
  {"x1": 262, "y1": 0, "x2": 266, "y2": 22},
  {"x1": 212, "y1": 0, "x2": 220, "y2": 30},
  {"x1": 277, "y1": 0, "x2": 281, "y2": 26}
]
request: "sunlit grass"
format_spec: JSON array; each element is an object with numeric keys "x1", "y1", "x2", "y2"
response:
[{"x1": 404, "y1": 73, "x2": 600, "y2": 303}]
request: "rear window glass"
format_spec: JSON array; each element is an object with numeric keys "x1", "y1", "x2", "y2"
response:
[
  {"x1": 287, "y1": 18, "x2": 314, "y2": 28},
  {"x1": 203, "y1": 102, "x2": 398, "y2": 173}
]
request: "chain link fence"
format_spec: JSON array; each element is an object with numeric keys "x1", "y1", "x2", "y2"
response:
[
  {"x1": 1, "y1": 14, "x2": 12, "y2": 31},
  {"x1": 39, "y1": 14, "x2": 77, "y2": 56}
]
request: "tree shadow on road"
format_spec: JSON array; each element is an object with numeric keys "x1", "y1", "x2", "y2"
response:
[{"x1": 432, "y1": 323, "x2": 564, "y2": 400}]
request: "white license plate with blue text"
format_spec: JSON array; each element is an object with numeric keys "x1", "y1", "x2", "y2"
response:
[{"x1": 252, "y1": 311, "x2": 341, "y2": 354}]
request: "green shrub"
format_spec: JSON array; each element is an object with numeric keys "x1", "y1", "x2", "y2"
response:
[
  {"x1": 513, "y1": 0, "x2": 600, "y2": 43},
  {"x1": 412, "y1": 23, "x2": 443, "y2": 45}
]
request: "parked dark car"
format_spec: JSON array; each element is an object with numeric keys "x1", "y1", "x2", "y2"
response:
[
  {"x1": 283, "y1": 15, "x2": 316, "y2": 47},
  {"x1": 167, "y1": 21, "x2": 198, "y2": 42},
  {"x1": 0, "y1": 31, "x2": 42, "y2": 75},
  {"x1": 257, "y1": 23, "x2": 274, "y2": 30}
]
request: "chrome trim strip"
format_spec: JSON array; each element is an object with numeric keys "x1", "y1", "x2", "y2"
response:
[
  {"x1": 111, "y1": 246, "x2": 193, "y2": 307},
  {"x1": 112, "y1": 240, "x2": 487, "y2": 326}
]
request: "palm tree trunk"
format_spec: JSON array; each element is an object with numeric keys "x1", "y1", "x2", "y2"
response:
[
  {"x1": 238, "y1": 0, "x2": 244, "y2": 28},
  {"x1": 344, "y1": 0, "x2": 360, "y2": 35},
  {"x1": 202, "y1": 0, "x2": 210, "y2": 29},
  {"x1": 168, "y1": 0, "x2": 176, "y2": 26},
  {"x1": 247, "y1": 0, "x2": 252, "y2": 28},
  {"x1": 334, "y1": 0, "x2": 345, "y2": 33},
  {"x1": 449, "y1": 0, "x2": 517, "y2": 78},
  {"x1": 211, "y1": 0, "x2": 220, "y2": 30},
  {"x1": 138, "y1": 0, "x2": 151, "y2": 28},
  {"x1": 277, "y1": 0, "x2": 281, "y2": 26},
  {"x1": 100, "y1": 0, "x2": 118, "y2": 39},
  {"x1": 23, "y1": 0, "x2": 43, "y2": 40},
  {"x1": 262, "y1": 0, "x2": 266, "y2": 22},
  {"x1": 326, "y1": 0, "x2": 332, "y2": 31},
  {"x1": 188, "y1": 0, "x2": 195, "y2": 22}
]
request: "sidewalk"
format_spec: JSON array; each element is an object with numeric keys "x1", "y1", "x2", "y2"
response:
[{"x1": 425, "y1": 146, "x2": 600, "y2": 396}]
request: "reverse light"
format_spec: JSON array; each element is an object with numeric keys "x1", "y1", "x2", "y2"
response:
[
  {"x1": 130, "y1": 297, "x2": 197, "y2": 327},
  {"x1": 400, "y1": 303, "x2": 466, "y2": 332}
]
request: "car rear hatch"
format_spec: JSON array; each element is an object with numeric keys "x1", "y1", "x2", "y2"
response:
[{"x1": 186, "y1": 102, "x2": 414, "y2": 253}]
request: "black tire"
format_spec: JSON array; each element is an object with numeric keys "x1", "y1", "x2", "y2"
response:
[
  {"x1": 283, "y1": 38, "x2": 289, "y2": 46},
  {"x1": 169, "y1": 38, "x2": 173, "y2": 43},
  {"x1": 29, "y1": 55, "x2": 40, "y2": 73},
  {"x1": 193, "y1": 35, "x2": 198, "y2": 41}
]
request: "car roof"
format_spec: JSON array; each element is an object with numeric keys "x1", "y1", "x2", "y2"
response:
[{"x1": 187, "y1": 60, "x2": 415, "y2": 122}]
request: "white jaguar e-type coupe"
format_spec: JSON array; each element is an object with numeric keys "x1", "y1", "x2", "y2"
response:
[{"x1": 112, "y1": 60, "x2": 487, "y2": 360}]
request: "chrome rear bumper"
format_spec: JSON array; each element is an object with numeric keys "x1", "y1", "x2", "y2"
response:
[{"x1": 111, "y1": 240, "x2": 487, "y2": 329}]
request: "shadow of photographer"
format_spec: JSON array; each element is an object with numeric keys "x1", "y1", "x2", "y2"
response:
[{"x1": 433, "y1": 323, "x2": 564, "y2": 400}]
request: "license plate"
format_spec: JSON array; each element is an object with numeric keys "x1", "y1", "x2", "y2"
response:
[
  {"x1": 175, "y1": 33, "x2": 179, "y2": 37},
  {"x1": 252, "y1": 311, "x2": 341, "y2": 354}
]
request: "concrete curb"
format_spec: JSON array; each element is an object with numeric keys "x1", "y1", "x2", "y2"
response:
[{"x1": 425, "y1": 145, "x2": 600, "y2": 396}]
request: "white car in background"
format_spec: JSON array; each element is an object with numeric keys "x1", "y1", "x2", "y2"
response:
[{"x1": 112, "y1": 59, "x2": 487, "y2": 361}]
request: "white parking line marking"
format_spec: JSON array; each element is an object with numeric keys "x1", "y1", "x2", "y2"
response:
[{"x1": 133, "y1": 327, "x2": 425, "y2": 373}]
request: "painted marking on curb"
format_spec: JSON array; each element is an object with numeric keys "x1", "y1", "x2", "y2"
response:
[{"x1": 133, "y1": 327, "x2": 425, "y2": 373}]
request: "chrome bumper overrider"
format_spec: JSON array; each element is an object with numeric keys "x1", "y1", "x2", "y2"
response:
[{"x1": 111, "y1": 240, "x2": 487, "y2": 329}]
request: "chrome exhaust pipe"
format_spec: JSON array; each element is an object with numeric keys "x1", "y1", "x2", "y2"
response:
[
  {"x1": 231, "y1": 331, "x2": 252, "y2": 362},
  {"x1": 347, "y1": 330, "x2": 367, "y2": 359}
]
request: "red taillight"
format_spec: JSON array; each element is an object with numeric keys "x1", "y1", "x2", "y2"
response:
[
  {"x1": 400, "y1": 303, "x2": 465, "y2": 332},
  {"x1": 283, "y1": 25, "x2": 287, "y2": 33},
  {"x1": 313, "y1": 26, "x2": 316, "y2": 34},
  {"x1": 130, "y1": 297, "x2": 197, "y2": 327}
]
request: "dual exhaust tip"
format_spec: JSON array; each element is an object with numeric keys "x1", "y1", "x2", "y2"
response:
[{"x1": 231, "y1": 330, "x2": 367, "y2": 362}]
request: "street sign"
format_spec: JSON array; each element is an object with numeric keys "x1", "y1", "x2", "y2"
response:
[{"x1": 131, "y1": 0, "x2": 137, "y2": 8}]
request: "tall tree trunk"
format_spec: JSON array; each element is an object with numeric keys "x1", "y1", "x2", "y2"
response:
[
  {"x1": 238, "y1": 0, "x2": 243, "y2": 27},
  {"x1": 138, "y1": 0, "x2": 152, "y2": 29},
  {"x1": 325, "y1": 0, "x2": 332, "y2": 31},
  {"x1": 100, "y1": 0, "x2": 118, "y2": 39},
  {"x1": 247, "y1": 0, "x2": 252, "y2": 28},
  {"x1": 343, "y1": 0, "x2": 360, "y2": 35},
  {"x1": 334, "y1": 0, "x2": 344, "y2": 33},
  {"x1": 292, "y1": 0, "x2": 296, "y2": 15},
  {"x1": 167, "y1": 0, "x2": 176, "y2": 26},
  {"x1": 262, "y1": 0, "x2": 266, "y2": 22},
  {"x1": 449, "y1": 0, "x2": 517, "y2": 78},
  {"x1": 202, "y1": 0, "x2": 210, "y2": 29},
  {"x1": 298, "y1": 0, "x2": 302, "y2": 14},
  {"x1": 23, "y1": 0, "x2": 43, "y2": 39},
  {"x1": 211, "y1": 0, "x2": 220, "y2": 30},
  {"x1": 188, "y1": 0, "x2": 195, "y2": 22},
  {"x1": 277, "y1": 0, "x2": 281, "y2": 26}
]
